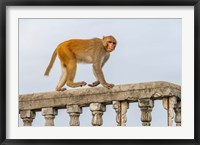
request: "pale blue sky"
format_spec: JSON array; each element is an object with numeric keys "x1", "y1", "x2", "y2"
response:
[{"x1": 19, "y1": 19, "x2": 181, "y2": 126}]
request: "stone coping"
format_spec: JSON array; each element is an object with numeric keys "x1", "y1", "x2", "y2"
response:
[{"x1": 19, "y1": 81, "x2": 181, "y2": 111}]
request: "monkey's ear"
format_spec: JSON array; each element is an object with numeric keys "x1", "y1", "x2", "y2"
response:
[{"x1": 102, "y1": 36, "x2": 107, "y2": 47}]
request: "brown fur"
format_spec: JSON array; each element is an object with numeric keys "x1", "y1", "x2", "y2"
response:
[{"x1": 44, "y1": 36, "x2": 117, "y2": 91}]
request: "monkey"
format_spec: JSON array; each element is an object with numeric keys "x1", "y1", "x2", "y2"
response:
[{"x1": 44, "y1": 35, "x2": 117, "y2": 91}]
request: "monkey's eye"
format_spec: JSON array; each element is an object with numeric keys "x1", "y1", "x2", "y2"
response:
[{"x1": 108, "y1": 41, "x2": 116, "y2": 45}]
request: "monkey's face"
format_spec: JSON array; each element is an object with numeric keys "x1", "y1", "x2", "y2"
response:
[
  {"x1": 103, "y1": 36, "x2": 117, "y2": 52},
  {"x1": 106, "y1": 41, "x2": 116, "y2": 52}
]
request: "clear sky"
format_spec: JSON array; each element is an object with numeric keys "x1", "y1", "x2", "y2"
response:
[{"x1": 19, "y1": 18, "x2": 181, "y2": 126}]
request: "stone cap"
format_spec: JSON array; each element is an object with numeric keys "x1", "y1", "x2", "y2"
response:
[{"x1": 19, "y1": 81, "x2": 181, "y2": 111}]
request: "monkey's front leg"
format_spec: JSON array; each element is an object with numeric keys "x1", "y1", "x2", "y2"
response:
[
  {"x1": 88, "y1": 80, "x2": 114, "y2": 88},
  {"x1": 93, "y1": 64, "x2": 114, "y2": 89},
  {"x1": 88, "y1": 68, "x2": 100, "y2": 87},
  {"x1": 103, "y1": 83, "x2": 114, "y2": 89},
  {"x1": 89, "y1": 80, "x2": 114, "y2": 89}
]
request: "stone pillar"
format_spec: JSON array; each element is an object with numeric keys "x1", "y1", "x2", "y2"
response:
[
  {"x1": 138, "y1": 99, "x2": 154, "y2": 126},
  {"x1": 174, "y1": 101, "x2": 181, "y2": 126},
  {"x1": 162, "y1": 97, "x2": 177, "y2": 126},
  {"x1": 113, "y1": 101, "x2": 129, "y2": 126},
  {"x1": 67, "y1": 105, "x2": 82, "y2": 126},
  {"x1": 20, "y1": 110, "x2": 36, "y2": 126},
  {"x1": 42, "y1": 108, "x2": 57, "y2": 126},
  {"x1": 112, "y1": 101, "x2": 121, "y2": 126},
  {"x1": 121, "y1": 101, "x2": 129, "y2": 126},
  {"x1": 90, "y1": 103, "x2": 106, "y2": 126}
]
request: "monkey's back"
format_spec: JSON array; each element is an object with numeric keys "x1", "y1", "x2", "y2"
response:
[{"x1": 57, "y1": 38, "x2": 103, "y2": 64}]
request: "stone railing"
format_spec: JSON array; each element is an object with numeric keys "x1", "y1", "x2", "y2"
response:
[{"x1": 19, "y1": 81, "x2": 181, "y2": 126}]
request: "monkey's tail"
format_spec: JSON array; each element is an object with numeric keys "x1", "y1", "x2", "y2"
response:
[{"x1": 44, "y1": 49, "x2": 57, "y2": 76}]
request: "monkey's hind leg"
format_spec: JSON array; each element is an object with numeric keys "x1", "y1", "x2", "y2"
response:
[
  {"x1": 65, "y1": 59, "x2": 87, "y2": 88},
  {"x1": 56, "y1": 64, "x2": 67, "y2": 91}
]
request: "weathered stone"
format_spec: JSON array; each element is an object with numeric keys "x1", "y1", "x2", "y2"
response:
[
  {"x1": 138, "y1": 99, "x2": 154, "y2": 126},
  {"x1": 42, "y1": 108, "x2": 57, "y2": 126},
  {"x1": 112, "y1": 101, "x2": 129, "y2": 126},
  {"x1": 120, "y1": 101, "x2": 129, "y2": 126},
  {"x1": 90, "y1": 103, "x2": 106, "y2": 112},
  {"x1": 67, "y1": 105, "x2": 82, "y2": 126},
  {"x1": 174, "y1": 101, "x2": 181, "y2": 126},
  {"x1": 67, "y1": 105, "x2": 82, "y2": 113},
  {"x1": 112, "y1": 101, "x2": 121, "y2": 126},
  {"x1": 90, "y1": 103, "x2": 106, "y2": 126},
  {"x1": 19, "y1": 81, "x2": 181, "y2": 111},
  {"x1": 162, "y1": 97, "x2": 177, "y2": 126},
  {"x1": 18, "y1": 82, "x2": 181, "y2": 127},
  {"x1": 20, "y1": 110, "x2": 36, "y2": 126},
  {"x1": 42, "y1": 108, "x2": 57, "y2": 115}
]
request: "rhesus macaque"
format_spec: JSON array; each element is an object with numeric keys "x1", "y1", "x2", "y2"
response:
[{"x1": 44, "y1": 35, "x2": 117, "y2": 91}]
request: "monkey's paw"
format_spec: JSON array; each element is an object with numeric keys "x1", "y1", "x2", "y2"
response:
[
  {"x1": 75, "y1": 81, "x2": 87, "y2": 87},
  {"x1": 88, "y1": 81, "x2": 100, "y2": 87},
  {"x1": 56, "y1": 88, "x2": 67, "y2": 91},
  {"x1": 67, "y1": 81, "x2": 87, "y2": 88},
  {"x1": 103, "y1": 83, "x2": 114, "y2": 89}
]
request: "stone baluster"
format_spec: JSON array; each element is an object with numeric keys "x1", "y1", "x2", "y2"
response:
[
  {"x1": 67, "y1": 105, "x2": 82, "y2": 126},
  {"x1": 174, "y1": 101, "x2": 181, "y2": 126},
  {"x1": 20, "y1": 110, "x2": 36, "y2": 126},
  {"x1": 112, "y1": 101, "x2": 129, "y2": 126},
  {"x1": 162, "y1": 97, "x2": 177, "y2": 126},
  {"x1": 121, "y1": 101, "x2": 129, "y2": 126},
  {"x1": 112, "y1": 101, "x2": 121, "y2": 126},
  {"x1": 42, "y1": 108, "x2": 57, "y2": 126},
  {"x1": 138, "y1": 99, "x2": 154, "y2": 126},
  {"x1": 90, "y1": 103, "x2": 106, "y2": 126}
]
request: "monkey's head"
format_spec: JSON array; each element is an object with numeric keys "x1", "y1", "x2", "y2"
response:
[{"x1": 102, "y1": 36, "x2": 117, "y2": 52}]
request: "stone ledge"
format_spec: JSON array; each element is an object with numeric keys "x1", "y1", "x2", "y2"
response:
[{"x1": 19, "y1": 81, "x2": 181, "y2": 111}]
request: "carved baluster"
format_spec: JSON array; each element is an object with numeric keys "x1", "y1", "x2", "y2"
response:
[
  {"x1": 90, "y1": 103, "x2": 106, "y2": 126},
  {"x1": 121, "y1": 101, "x2": 129, "y2": 126},
  {"x1": 113, "y1": 101, "x2": 129, "y2": 126},
  {"x1": 67, "y1": 105, "x2": 82, "y2": 126},
  {"x1": 42, "y1": 108, "x2": 57, "y2": 126},
  {"x1": 162, "y1": 97, "x2": 177, "y2": 126},
  {"x1": 20, "y1": 110, "x2": 36, "y2": 126},
  {"x1": 174, "y1": 101, "x2": 181, "y2": 126},
  {"x1": 112, "y1": 101, "x2": 121, "y2": 126},
  {"x1": 138, "y1": 99, "x2": 154, "y2": 126}
]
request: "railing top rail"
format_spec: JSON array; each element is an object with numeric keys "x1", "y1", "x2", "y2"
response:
[{"x1": 19, "y1": 81, "x2": 181, "y2": 111}]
